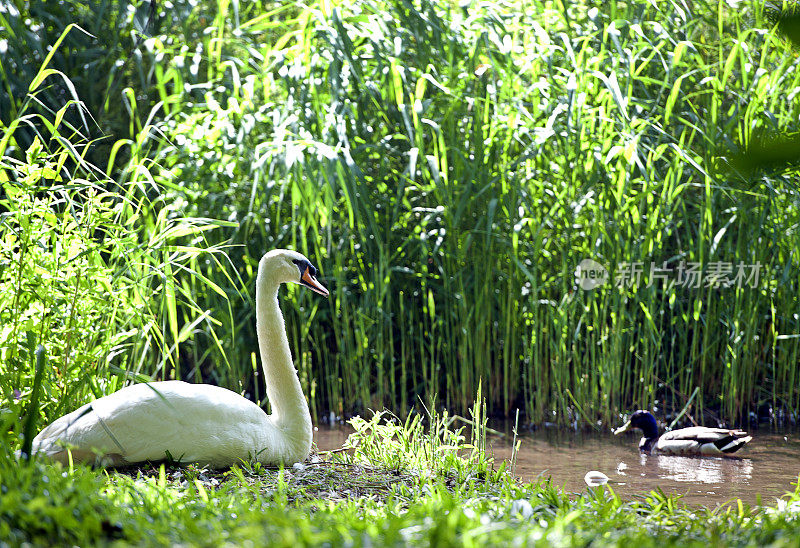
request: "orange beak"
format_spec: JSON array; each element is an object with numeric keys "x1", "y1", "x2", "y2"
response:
[{"x1": 301, "y1": 267, "x2": 329, "y2": 297}]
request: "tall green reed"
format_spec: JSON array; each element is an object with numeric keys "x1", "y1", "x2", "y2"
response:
[
  {"x1": 8, "y1": 0, "x2": 800, "y2": 430},
  {"x1": 0, "y1": 36, "x2": 230, "y2": 449},
  {"x1": 140, "y1": 0, "x2": 800, "y2": 425}
]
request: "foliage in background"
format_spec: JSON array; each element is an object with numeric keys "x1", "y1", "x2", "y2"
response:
[
  {"x1": 2, "y1": 0, "x2": 138, "y2": 166},
  {"x1": 137, "y1": 0, "x2": 800, "y2": 425},
  {"x1": 0, "y1": 32, "x2": 231, "y2": 441},
  {"x1": 0, "y1": 0, "x2": 230, "y2": 169},
  {"x1": 3, "y1": 0, "x2": 800, "y2": 428},
  {"x1": 731, "y1": 1, "x2": 800, "y2": 174}
]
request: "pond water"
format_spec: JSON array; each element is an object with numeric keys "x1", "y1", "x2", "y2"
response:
[{"x1": 314, "y1": 425, "x2": 800, "y2": 507}]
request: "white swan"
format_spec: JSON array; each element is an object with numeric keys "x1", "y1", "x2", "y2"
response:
[{"x1": 30, "y1": 249, "x2": 328, "y2": 467}]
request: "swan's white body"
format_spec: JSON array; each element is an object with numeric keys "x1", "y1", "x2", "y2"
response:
[{"x1": 31, "y1": 249, "x2": 328, "y2": 467}]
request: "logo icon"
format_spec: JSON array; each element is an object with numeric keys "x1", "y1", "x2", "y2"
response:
[{"x1": 576, "y1": 259, "x2": 608, "y2": 290}]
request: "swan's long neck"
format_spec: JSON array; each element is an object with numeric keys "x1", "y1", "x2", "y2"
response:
[{"x1": 256, "y1": 269, "x2": 312, "y2": 451}]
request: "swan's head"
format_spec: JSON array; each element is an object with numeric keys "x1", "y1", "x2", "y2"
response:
[{"x1": 260, "y1": 249, "x2": 329, "y2": 297}]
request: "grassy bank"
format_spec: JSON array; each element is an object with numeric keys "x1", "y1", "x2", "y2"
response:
[
  {"x1": 2, "y1": 0, "x2": 800, "y2": 432},
  {"x1": 3, "y1": 410, "x2": 800, "y2": 546}
]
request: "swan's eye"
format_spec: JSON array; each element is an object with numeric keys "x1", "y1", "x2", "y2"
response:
[{"x1": 292, "y1": 258, "x2": 312, "y2": 278}]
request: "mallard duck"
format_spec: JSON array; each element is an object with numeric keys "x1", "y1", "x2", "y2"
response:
[{"x1": 613, "y1": 410, "x2": 752, "y2": 456}]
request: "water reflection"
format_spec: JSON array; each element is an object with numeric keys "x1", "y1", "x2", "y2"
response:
[
  {"x1": 314, "y1": 425, "x2": 800, "y2": 507},
  {"x1": 642, "y1": 454, "x2": 754, "y2": 484}
]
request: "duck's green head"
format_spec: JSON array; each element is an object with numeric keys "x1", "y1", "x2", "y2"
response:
[{"x1": 614, "y1": 410, "x2": 659, "y2": 439}]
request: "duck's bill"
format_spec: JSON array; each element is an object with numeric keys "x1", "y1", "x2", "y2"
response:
[
  {"x1": 613, "y1": 421, "x2": 631, "y2": 435},
  {"x1": 301, "y1": 268, "x2": 329, "y2": 297}
]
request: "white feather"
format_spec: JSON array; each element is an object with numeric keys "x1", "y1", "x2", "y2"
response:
[{"x1": 653, "y1": 439, "x2": 704, "y2": 455}]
